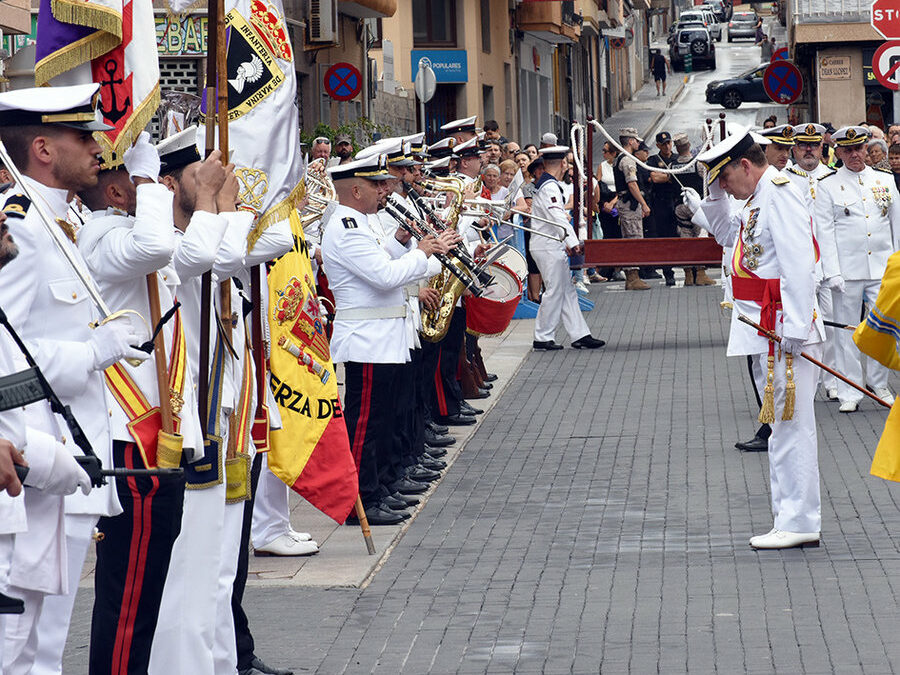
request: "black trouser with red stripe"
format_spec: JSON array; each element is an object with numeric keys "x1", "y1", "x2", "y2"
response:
[
  {"x1": 89, "y1": 440, "x2": 185, "y2": 675},
  {"x1": 431, "y1": 308, "x2": 466, "y2": 419},
  {"x1": 345, "y1": 361, "x2": 403, "y2": 509},
  {"x1": 394, "y1": 349, "x2": 425, "y2": 469}
]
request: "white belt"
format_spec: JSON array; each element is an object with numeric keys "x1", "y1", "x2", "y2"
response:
[
  {"x1": 402, "y1": 284, "x2": 420, "y2": 300},
  {"x1": 334, "y1": 305, "x2": 408, "y2": 322}
]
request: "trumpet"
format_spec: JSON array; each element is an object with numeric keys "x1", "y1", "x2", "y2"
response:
[
  {"x1": 465, "y1": 209, "x2": 565, "y2": 242},
  {"x1": 465, "y1": 197, "x2": 570, "y2": 232}
]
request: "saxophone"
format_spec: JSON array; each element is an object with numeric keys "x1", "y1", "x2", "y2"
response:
[{"x1": 419, "y1": 176, "x2": 479, "y2": 342}]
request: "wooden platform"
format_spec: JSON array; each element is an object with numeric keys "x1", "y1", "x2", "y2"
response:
[{"x1": 581, "y1": 237, "x2": 723, "y2": 267}]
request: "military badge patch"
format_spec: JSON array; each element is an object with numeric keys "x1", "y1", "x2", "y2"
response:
[{"x1": 200, "y1": 0, "x2": 288, "y2": 123}]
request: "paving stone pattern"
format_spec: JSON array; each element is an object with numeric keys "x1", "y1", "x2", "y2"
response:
[
  {"x1": 243, "y1": 284, "x2": 900, "y2": 673},
  {"x1": 64, "y1": 282, "x2": 900, "y2": 673}
]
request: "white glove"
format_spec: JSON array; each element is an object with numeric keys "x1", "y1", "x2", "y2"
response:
[
  {"x1": 123, "y1": 131, "x2": 161, "y2": 182},
  {"x1": 707, "y1": 178, "x2": 727, "y2": 200},
  {"x1": 681, "y1": 187, "x2": 702, "y2": 215},
  {"x1": 42, "y1": 445, "x2": 92, "y2": 496},
  {"x1": 824, "y1": 275, "x2": 845, "y2": 293},
  {"x1": 780, "y1": 337, "x2": 805, "y2": 355},
  {"x1": 90, "y1": 317, "x2": 150, "y2": 371}
]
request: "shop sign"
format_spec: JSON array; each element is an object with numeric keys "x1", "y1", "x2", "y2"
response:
[
  {"x1": 818, "y1": 55, "x2": 851, "y2": 80},
  {"x1": 410, "y1": 49, "x2": 467, "y2": 83},
  {"x1": 156, "y1": 14, "x2": 208, "y2": 56}
]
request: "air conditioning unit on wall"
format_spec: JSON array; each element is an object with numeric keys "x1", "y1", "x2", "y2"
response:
[{"x1": 308, "y1": 0, "x2": 338, "y2": 43}]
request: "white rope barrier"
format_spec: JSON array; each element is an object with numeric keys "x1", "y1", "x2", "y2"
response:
[{"x1": 586, "y1": 118, "x2": 718, "y2": 177}]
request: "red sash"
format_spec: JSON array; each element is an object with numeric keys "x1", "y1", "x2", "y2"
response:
[{"x1": 731, "y1": 276, "x2": 781, "y2": 355}]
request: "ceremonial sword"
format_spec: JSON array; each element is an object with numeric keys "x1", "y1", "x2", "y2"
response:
[{"x1": 737, "y1": 314, "x2": 892, "y2": 409}]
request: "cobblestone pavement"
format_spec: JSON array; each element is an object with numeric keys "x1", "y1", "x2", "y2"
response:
[{"x1": 68, "y1": 278, "x2": 900, "y2": 673}]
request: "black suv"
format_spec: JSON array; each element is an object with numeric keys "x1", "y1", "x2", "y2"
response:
[{"x1": 669, "y1": 27, "x2": 716, "y2": 71}]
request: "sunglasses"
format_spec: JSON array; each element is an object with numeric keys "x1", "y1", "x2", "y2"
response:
[{"x1": 313, "y1": 136, "x2": 330, "y2": 144}]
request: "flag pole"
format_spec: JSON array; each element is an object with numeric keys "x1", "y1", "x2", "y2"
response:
[
  {"x1": 355, "y1": 496, "x2": 376, "y2": 555},
  {"x1": 215, "y1": 0, "x2": 233, "y2": 351},
  {"x1": 199, "y1": 0, "x2": 220, "y2": 421}
]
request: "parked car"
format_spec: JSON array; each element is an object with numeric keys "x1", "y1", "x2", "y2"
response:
[
  {"x1": 728, "y1": 11, "x2": 759, "y2": 42},
  {"x1": 680, "y1": 9, "x2": 722, "y2": 41},
  {"x1": 702, "y1": 0, "x2": 728, "y2": 22},
  {"x1": 670, "y1": 27, "x2": 716, "y2": 71},
  {"x1": 668, "y1": 20, "x2": 706, "y2": 44},
  {"x1": 705, "y1": 63, "x2": 770, "y2": 108}
]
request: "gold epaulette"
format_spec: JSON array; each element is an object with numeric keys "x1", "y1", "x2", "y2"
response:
[
  {"x1": 876, "y1": 167, "x2": 894, "y2": 174},
  {"x1": 787, "y1": 166, "x2": 808, "y2": 178},
  {"x1": 772, "y1": 175, "x2": 791, "y2": 185},
  {"x1": 818, "y1": 169, "x2": 837, "y2": 180},
  {"x1": 2, "y1": 194, "x2": 30, "y2": 219}
]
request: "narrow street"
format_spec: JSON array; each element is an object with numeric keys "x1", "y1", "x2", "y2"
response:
[{"x1": 61, "y1": 21, "x2": 900, "y2": 674}]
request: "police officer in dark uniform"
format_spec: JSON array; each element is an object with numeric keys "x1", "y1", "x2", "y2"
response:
[{"x1": 647, "y1": 131, "x2": 680, "y2": 286}]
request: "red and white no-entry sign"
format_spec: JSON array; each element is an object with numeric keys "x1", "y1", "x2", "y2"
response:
[
  {"x1": 872, "y1": 0, "x2": 900, "y2": 39},
  {"x1": 872, "y1": 41, "x2": 900, "y2": 91}
]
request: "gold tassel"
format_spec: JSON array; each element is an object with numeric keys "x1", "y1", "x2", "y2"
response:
[
  {"x1": 782, "y1": 353, "x2": 795, "y2": 421},
  {"x1": 758, "y1": 355, "x2": 776, "y2": 424}
]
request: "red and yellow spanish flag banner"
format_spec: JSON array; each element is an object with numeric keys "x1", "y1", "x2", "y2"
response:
[
  {"x1": 854, "y1": 250, "x2": 900, "y2": 481},
  {"x1": 266, "y1": 211, "x2": 359, "y2": 523}
]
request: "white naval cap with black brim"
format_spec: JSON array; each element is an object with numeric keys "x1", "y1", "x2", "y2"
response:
[
  {"x1": 327, "y1": 152, "x2": 392, "y2": 181},
  {"x1": 832, "y1": 126, "x2": 869, "y2": 147},
  {"x1": 0, "y1": 83, "x2": 114, "y2": 132},
  {"x1": 696, "y1": 126, "x2": 763, "y2": 185},
  {"x1": 440, "y1": 115, "x2": 478, "y2": 135},
  {"x1": 538, "y1": 145, "x2": 570, "y2": 161},
  {"x1": 156, "y1": 126, "x2": 202, "y2": 174}
]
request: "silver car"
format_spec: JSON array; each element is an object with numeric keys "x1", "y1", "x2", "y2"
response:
[
  {"x1": 728, "y1": 11, "x2": 759, "y2": 41},
  {"x1": 679, "y1": 9, "x2": 722, "y2": 41}
]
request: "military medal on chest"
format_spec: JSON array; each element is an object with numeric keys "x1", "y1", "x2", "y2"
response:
[
  {"x1": 872, "y1": 183, "x2": 892, "y2": 216},
  {"x1": 742, "y1": 207, "x2": 762, "y2": 270}
]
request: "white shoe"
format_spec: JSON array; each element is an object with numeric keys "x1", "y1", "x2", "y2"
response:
[
  {"x1": 875, "y1": 388, "x2": 895, "y2": 406},
  {"x1": 288, "y1": 529, "x2": 312, "y2": 542},
  {"x1": 254, "y1": 533, "x2": 319, "y2": 557},
  {"x1": 839, "y1": 400, "x2": 859, "y2": 413},
  {"x1": 574, "y1": 280, "x2": 589, "y2": 295},
  {"x1": 581, "y1": 273, "x2": 591, "y2": 285},
  {"x1": 826, "y1": 387, "x2": 838, "y2": 401},
  {"x1": 749, "y1": 529, "x2": 819, "y2": 549},
  {"x1": 748, "y1": 528, "x2": 777, "y2": 547}
]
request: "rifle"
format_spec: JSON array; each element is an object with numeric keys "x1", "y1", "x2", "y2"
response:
[{"x1": 0, "y1": 307, "x2": 183, "y2": 486}]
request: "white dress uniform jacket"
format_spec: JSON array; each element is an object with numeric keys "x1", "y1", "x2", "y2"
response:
[
  {"x1": 322, "y1": 203, "x2": 429, "y2": 364},
  {"x1": 529, "y1": 174, "x2": 580, "y2": 253},
  {"x1": 77, "y1": 182, "x2": 204, "y2": 457},
  {"x1": 814, "y1": 165, "x2": 900, "y2": 281},
  {"x1": 0, "y1": 176, "x2": 118, "y2": 518},
  {"x1": 785, "y1": 163, "x2": 833, "y2": 282},
  {"x1": 700, "y1": 166, "x2": 824, "y2": 356},
  {"x1": 0, "y1": 333, "x2": 27, "y2": 537}
]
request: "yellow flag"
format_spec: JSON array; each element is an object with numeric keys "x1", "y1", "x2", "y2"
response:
[
  {"x1": 266, "y1": 211, "x2": 358, "y2": 522},
  {"x1": 854, "y1": 250, "x2": 900, "y2": 371}
]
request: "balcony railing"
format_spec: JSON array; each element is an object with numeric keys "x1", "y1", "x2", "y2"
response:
[{"x1": 792, "y1": 0, "x2": 870, "y2": 24}]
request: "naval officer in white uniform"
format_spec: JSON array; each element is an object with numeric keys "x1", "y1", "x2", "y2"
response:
[
  {"x1": 814, "y1": 125, "x2": 900, "y2": 412},
  {"x1": 683, "y1": 127, "x2": 825, "y2": 550}
]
